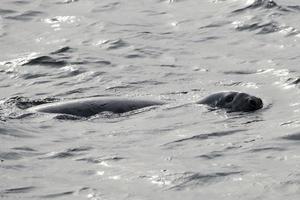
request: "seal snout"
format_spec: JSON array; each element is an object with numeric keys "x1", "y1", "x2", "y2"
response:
[{"x1": 247, "y1": 96, "x2": 263, "y2": 110}]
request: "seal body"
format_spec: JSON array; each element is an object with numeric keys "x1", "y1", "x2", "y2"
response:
[
  {"x1": 28, "y1": 98, "x2": 164, "y2": 117},
  {"x1": 197, "y1": 91, "x2": 263, "y2": 112}
]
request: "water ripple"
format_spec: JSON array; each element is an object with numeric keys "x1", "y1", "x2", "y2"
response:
[
  {"x1": 92, "y1": 2, "x2": 120, "y2": 12},
  {"x1": 76, "y1": 155, "x2": 125, "y2": 164},
  {"x1": 164, "y1": 129, "x2": 246, "y2": 145},
  {"x1": 40, "y1": 146, "x2": 93, "y2": 159},
  {"x1": 56, "y1": 0, "x2": 79, "y2": 4},
  {"x1": 233, "y1": 21, "x2": 280, "y2": 34},
  {"x1": 250, "y1": 147, "x2": 286, "y2": 152},
  {"x1": 0, "y1": 9, "x2": 16, "y2": 15},
  {"x1": 232, "y1": 0, "x2": 282, "y2": 13},
  {"x1": 50, "y1": 46, "x2": 74, "y2": 55},
  {"x1": 39, "y1": 191, "x2": 74, "y2": 198},
  {"x1": 23, "y1": 56, "x2": 68, "y2": 67},
  {"x1": 95, "y1": 39, "x2": 129, "y2": 50},
  {"x1": 0, "y1": 126, "x2": 32, "y2": 138},
  {"x1": 196, "y1": 151, "x2": 223, "y2": 160},
  {"x1": 6, "y1": 11, "x2": 44, "y2": 21},
  {"x1": 2, "y1": 186, "x2": 36, "y2": 194},
  {"x1": 168, "y1": 171, "x2": 243, "y2": 190}
]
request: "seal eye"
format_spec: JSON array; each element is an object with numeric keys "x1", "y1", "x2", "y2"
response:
[{"x1": 225, "y1": 94, "x2": 234, "y2": 103}]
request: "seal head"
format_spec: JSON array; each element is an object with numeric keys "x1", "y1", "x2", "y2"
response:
[{"x1": 197, "y1": 91, "x2": 263, "y2": 112}]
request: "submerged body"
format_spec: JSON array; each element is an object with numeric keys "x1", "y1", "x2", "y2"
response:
[
  {"x1": 28, "y1": 98, "x2": 164, "y2": 117},
  {"x1": 28, "y1": 92, "x2": 263, "y2": 117}
]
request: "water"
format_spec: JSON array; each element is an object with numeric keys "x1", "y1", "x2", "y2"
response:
[{"x1": 1, "y1": 0, "x2": 300, "y2": 199}]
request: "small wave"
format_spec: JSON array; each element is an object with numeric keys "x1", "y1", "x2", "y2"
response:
[
  {"x1": 160, "y1": 64, "x2": 181, "y2": 68},
  {"x1": 129, "y1": 80, "x2": 165, "y2": 86},
  {"x1": 105, "y1": 84, "x2": 135, "y2": 91},
  {"x1": 285, "y1": 77, "x2": 300, "y2": 87},
  {"x1": 39, "y1": 146, "x2": 92, "y2": 159},
  {"x1": 23, "y1": 56, "x2": 68, "y2": 67},
  {"x1": 43, "y1": 15, "x2": 79, "y2": 31},
  {"x1": 250, "y1": 147, "x2": 286, "y2": 152},
  {"x1": 56, "y1": 0, "x2": 79, "y2": 4},
  {"x1": 1, "y1": 186, "x2": 36, "y2": 194},
  {"x1": 50, "y1": 46, "x2": 74, "y2": 54},
  {"x1": 6, "y1": 11, "x2": 44, "y2": 21},
  {"x1": 223, "y1": 70, "x2": 258, "y2": 75},
  {"x1": 12, "y1": 0, "x2": 32, "y2": 5},
  {"x1": 214, "y1": 80, "x2": 259, "y2": 88},
  {"x1": 199, "y1": 21, "x2": 229, "y2": 29},
  {"x1": 92, "y1": 2, "x2": 120, "y2": 12},
  {"x1": 191, "y1": 36, "x2": 220, "y2": 43},
  {"x1": 241, "y1": 118, "x2": 264, "y2": 125},
  {"x1": 168, "y1": 171, "x2": 243, "y2": 190},
  {"x1": 0, "y1": 150, "x2": 39, "y2": 160},
  {"x1": 0, "y1": 146, "x2": 40, "y2": 161},
  {"x1": 134, "y1": 47, "x2": 162, "y2": 58},
  {"x1": 0, "y1": 52, "x2": 39, "y2": 69},
  {"x1": 232, "y1": 0, "x2": 281, "y2": 13},
  {"x1": 125, "y1": 54, "x2": 144, "y2": 58},
  {"x1": 76, "y1": 155, "x2": 125, "y2": 164},
  {"x1": 164, "y1": 129, "x2": 246, "y2": 145},
  {"x1": 278, "y1": 26, "x2": 299, "y2": 36},
  {"x1": 55, "y1": 87, "x2": 97, "y2": 96},
  {"x1": 43, "y1": 16, "x2": 78, "y2": 24},
  {"x1": 95, "y1": 39, "x2": 129, "y2": 50},
  {"x1": 0, "y1": 8, "x2": 16, "y2": 15},
  {"x1": 259, "y1": 68, "x2": 300, "y2": 89},
  {"x1": 232, "y1": 0, "x2": 300, "y2": 13},
  {"x1": 0, "y1": 152, "x2": 22, "y2": 160},
  {"x1": 20, "y1": 73, "x2": 48, "y2": 80},
  {"x1": 233, "y1": 21, "x2": 279, "y2": 34},
  {"x1": 196, "y1": 151, "x2": 223, "y2": 159},
  {"x1": 0, "y1": 126, "x2": 32, "y2": 138},
  {"x1": 39, "y1": 191, "x2": 74, "y2": 198},
  {"x1": 41, "y1": 152, "x2": 76, "y2": 159},
  {"x1": 0, "y1": 164, "x2": 27, "y2": 170},
  {"x1": 56, "y1": 66, "x2": 86, "y2": 78},
  {"x1": 280, "y1": 120, "x2": 300, "y2": 127},
  {"x1": 12, "y1": 147, "x2": 36, "y2": 151},
  {"x1": 65, "y1": 146, "x2": 92, "y2": 152},
  {"x1": 93, "y1": 60, "x2": 111, "y2": 65},
  {"x1": 215, "y1": 81, "x2": 243, "y2": 86}
]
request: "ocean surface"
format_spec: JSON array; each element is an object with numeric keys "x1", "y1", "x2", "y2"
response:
[{"x1": 1, "y1": 0, "x2": 300, "y2": 199}]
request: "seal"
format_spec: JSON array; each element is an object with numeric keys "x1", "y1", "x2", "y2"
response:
[
  {"x1": 197, "y1": 91, "x2": 263, "y2": 112},
  {"x1": 28, "y1": 91, "x2": 263, "y2": 117}
]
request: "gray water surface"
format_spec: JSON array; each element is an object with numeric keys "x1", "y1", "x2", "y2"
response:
[{"x1": 1, "y1": 0, "x2": 300, "y2": 199}]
